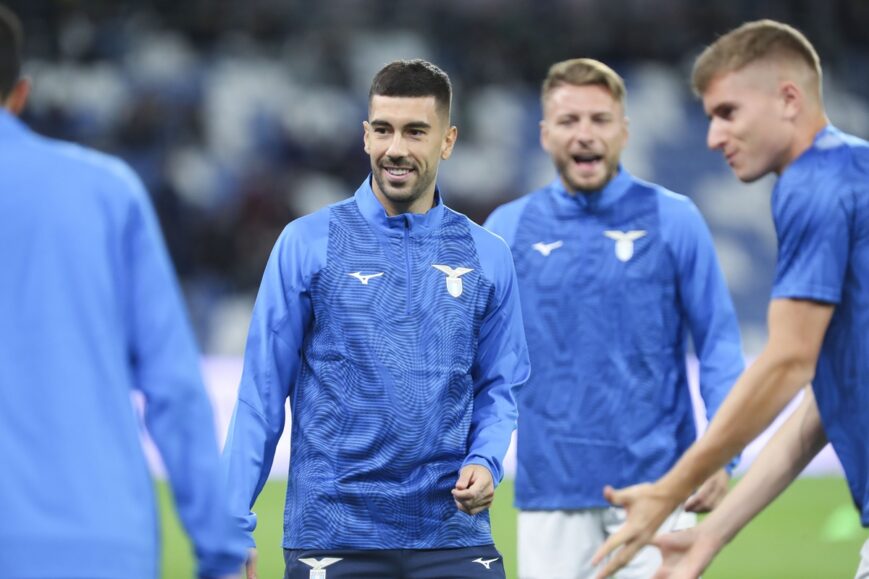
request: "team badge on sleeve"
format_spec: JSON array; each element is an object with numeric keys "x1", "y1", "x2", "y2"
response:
[
  {"x1": 298, "y1": 557, "x2": 343, "y2": 579},
  {"x1": 432, "y1": 264, "x2": 474, "y2": 297},
  {"x1": 603, "y1": 230, "x2": 646, "y2": 262}
]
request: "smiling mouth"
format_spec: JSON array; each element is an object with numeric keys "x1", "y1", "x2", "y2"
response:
[{"x1": 384, "y1": 166, "x2": 414, "y2": 178}]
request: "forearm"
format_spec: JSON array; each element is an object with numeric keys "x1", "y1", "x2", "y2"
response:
[
  {"x1": 661, "y1": 350, "x2": 814, "y2": 499},
  {"x1": 222, "y1": 397, "x2": 284, "y2": 540},
  {"x1": 701, "y1": 388, "x2": 827, "y2": 546}
]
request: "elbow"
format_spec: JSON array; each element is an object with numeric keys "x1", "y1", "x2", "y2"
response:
[{"x1": 767, "y1": 349, "x2": 818, "y2": 389}]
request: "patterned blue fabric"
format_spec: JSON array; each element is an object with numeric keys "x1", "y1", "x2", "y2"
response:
[
  {"x1": 485, "y1": 168, "x2": 743, "y2": 509},
  {"x1": 0, "y1": 110, "x2": 246, "y2": 578},
  {"x1": 770, "y1": 126, "x2": 869, "y2": 524},
  {"x1": 223, "y1": 179, "x2": 530, "y2": 549}
]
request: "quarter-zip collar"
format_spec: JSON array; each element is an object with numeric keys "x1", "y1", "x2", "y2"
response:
[
  {"x1": 548, "y1": 165, "x2": 633, "y2": 215},
  {"x1": 780, "y1": 124, "x2": 838, "y2": 178},
  {"x1": 354, "y1": 176, "x2": 445, "y2": 237},
  {"x1": 775, "y1": 124, "x2": 840, "y2": 200}
]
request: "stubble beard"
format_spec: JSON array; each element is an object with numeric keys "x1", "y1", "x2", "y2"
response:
[
  {"x1": 372, "y1": 160, "x2": 436, "y2": 211},
  {"x1": 557, "y1": 155, "x2": 618, "y2": 194}
]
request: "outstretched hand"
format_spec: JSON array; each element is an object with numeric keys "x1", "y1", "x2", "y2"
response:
[
  {"x1": 452, "y1": 464, "x2": 495, "y2": 515},
  {"x1": 590, "y1": 483, "x2": 681, "y2": 578},
  {"x1": 652, "y1": 525, "x2": 723, "y2": 579}
]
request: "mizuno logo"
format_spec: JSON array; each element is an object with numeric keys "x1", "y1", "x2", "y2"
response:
[
  {"x1": 532, "y1": 240, "x2": 564, "y2": 256},
  {"x1": 348, "y1": 271, "x2": 384, "y2": 285},
  {"x1": 298, "y1": 557, "x2": 343, "y2": 579},
  {"x1": 603, "y1": 230, "x2": 647, "y2": 262},
  {"x1": 432, "y1": 264, "x2": 473, "y2": 298},
  {"x1": 472, "y1": 557, "x2": 500, "y2": 570}
]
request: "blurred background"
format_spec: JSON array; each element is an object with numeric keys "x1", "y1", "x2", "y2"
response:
[{"x1": 8, "y1": 0, "x2": 869, "y2": 358}]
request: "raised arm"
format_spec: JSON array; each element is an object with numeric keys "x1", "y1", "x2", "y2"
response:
[
  {"x1": 654, "y1": 386, "x2": 827, "y2": 578},
  {"x1": 592, "y1": 297, "x2": 833, "y2": 577}
]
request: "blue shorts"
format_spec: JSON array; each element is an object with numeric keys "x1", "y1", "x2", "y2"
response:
[{"x1": 283, "y1": 544, "x2": 505, "y2": 579}]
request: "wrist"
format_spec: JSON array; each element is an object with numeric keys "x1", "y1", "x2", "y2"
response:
[
  {"x1": 656, "y1": 471, "x2": 696, "y2": 505},
  {"x1": 697, "y1": 515, "x2": 731, "y2": 554}
]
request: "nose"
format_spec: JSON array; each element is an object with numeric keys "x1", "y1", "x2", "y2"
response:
[
  {"x1": 386, "y1": 133, "x2": 409, "y2": 158},
  {"x1": 574, "y1": 118, "x2": 595, "y2": 145},
  {"x1": 707, "y1": 119, "x2": 726, "y2": 151}
]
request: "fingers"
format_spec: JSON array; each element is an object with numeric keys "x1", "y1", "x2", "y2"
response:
[
  {"x1": 685, "y1": 471, "x2": 729, "y2": 513},
  {"x1": 592, "y1": 528, "x2": 648, "y2": 579},
  {"x1": 592, "y1": 482, "x2": 682, "y2": 577},
  {"x1": 603, "y1": 485, "x2": 623, "y2": 506},
  {"x1": 451, "y1": 482, "x2": 493, "y2": 514},
  {"x1": 454, "y1": 466, "x2": 474, "y2": 491},
  {"x1": 683, "y1": 492, "x2": 705, "y2": 513},
  {"x1": 453, "y1": 465, "x2": 494, "y2": 515}
]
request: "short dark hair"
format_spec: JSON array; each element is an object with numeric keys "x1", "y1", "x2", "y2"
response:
[
  {"x1": 368, "y1": 59, "x2": 452, "y2": 119},
  {"x1": 0, "y1": 4, "x2": 23, "y2": 99}
]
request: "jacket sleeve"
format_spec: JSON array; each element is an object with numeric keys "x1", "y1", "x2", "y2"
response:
[
  {"x1": 482, "y1": 197, "x2": 528, "y2": 247},
  {"x1": 666, "y1": 197, "x2": 744, "y2": 472},
  {"x1": 119, "y1": 164, "x2": 247, "y2": 576},
  {"x1": 463, "y1": 234, "x2": 530, "y2": 486},
  {"x1": 221, "y1": 218, "x2": 320, "y2": 548}
]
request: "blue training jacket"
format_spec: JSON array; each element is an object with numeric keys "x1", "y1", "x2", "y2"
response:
[
  {"x1": 485, "y1": 167, "x2": 743, "y2": 510},
  {"x1": 222, "y1": 179, "x2": 531, "y2": 549},
  {"x1": 769, "y1": 126, "x2": 869, "y2": 525},
  {"x1": 0, "y1": 110, "x2": 247, "y2": 578}
]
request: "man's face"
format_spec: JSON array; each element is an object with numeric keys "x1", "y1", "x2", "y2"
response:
[
  {"x1": 363, "y1": 95, "x2": 456, "y2": 215},
  {"x1": 540, "y1": 83, "x2": 629, "y2": 193},
  {"x1": 702, "y1": 65, "x2": 794, "y2": 182}
]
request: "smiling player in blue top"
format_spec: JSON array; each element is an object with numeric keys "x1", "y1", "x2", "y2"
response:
[
  {"x1": 484, "y1": 58, "x2": 744, "y2": 578},
  {"x1": 221, "y1": 59, "x2": 530, "y2": 579},
  {"x1": 594, "y1": 20, "x2": 869, "y2": 579}
]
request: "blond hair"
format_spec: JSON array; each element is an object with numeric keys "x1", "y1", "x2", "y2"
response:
[
  {"x1": 692, "y1": 19, "x2": 822, "y2": 97},
  {"x1": 541, "y1": 58, "x2": 626, "y2": 109}
]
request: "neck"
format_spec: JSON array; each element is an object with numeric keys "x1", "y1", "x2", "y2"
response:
[{"x1": 779, "y1": 111, "x2": 828, "y2": 174}]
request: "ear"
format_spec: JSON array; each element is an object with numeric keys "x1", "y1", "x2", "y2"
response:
[
  {"x1": 362, "y1": 120, "x2": 371, "y2": 154},
  {"x1": 4, "y1": 78, "x2": 31, "y2": 116},
  {"x1": 779, "y1": 80, "x2": 802, "y2": 121},
  {"x1": 539, "y1": 119, "x2": 552, "y2": 154},
  {"x1": 440, "y1": 125, "x2": 458, "y2": 160}
]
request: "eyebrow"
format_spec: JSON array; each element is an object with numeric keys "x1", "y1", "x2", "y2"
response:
[
  {"x1": 709, "y1": 103, "x2": 735, "y2": 118},
  {"x1": 370, "y1": 119, "x2": 432, "y2": 130}
]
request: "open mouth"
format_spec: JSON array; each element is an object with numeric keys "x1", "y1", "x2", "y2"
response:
[{"x1": 571, "y1": 153, "x2": 603, "y2": 170}]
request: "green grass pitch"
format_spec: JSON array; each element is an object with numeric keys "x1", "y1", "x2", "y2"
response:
[{"x1": 158, "y1": 477, "x2": 866, "y2": 578}]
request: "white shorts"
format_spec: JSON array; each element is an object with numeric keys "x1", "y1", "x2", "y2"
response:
[
  {"x1": 855, "y1": 537, "x2": 869, "y2": 578},
  {"x1": 518, "y1": 506, "x2": 697, "y2": 579}
]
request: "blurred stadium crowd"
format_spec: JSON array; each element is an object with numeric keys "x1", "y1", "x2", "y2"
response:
[{"x1": 8, "y1": 0, "x2": 869, "y2": 354}]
